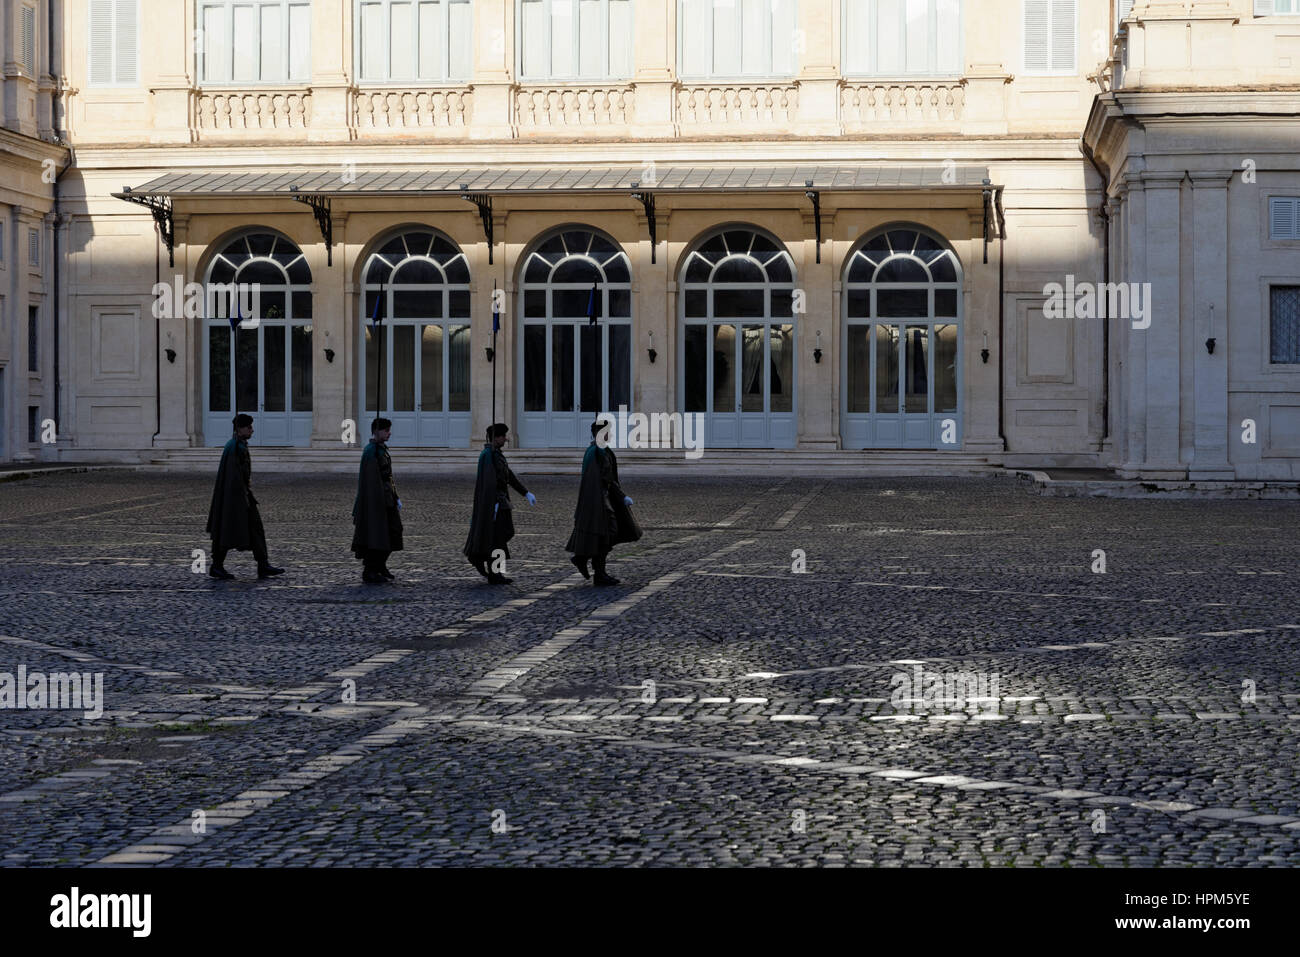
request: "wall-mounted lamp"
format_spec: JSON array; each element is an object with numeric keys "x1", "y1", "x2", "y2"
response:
[
  {"x1": 165, "y1": 348, "x2": 176, "y2": 364},
  {"x1": 324, "y1": 348, "x2": 335, "y2": 363},
  {"x1": 485, "y1": 346, "x2": 495, "y2": 363},
  {"x1": 981, "y1": 330, "x2": 990, "y2": 364},
  {"x1": 647, "y1": 331, "x2": 657, "y2": 364},
  {"x1": 1205, "y1": 304, "x2": 1216, "y2": 354},
  {"x1": 813, "y1": 330, "x2": 823, "y2": 364}
]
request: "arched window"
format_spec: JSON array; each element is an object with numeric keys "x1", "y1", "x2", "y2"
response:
[
  {"x1": 203, "y1": 231, "x2": 312, "y2": 447},
  {"x1": 360, "y1": 229, "x2": 471, "y2": 447},
  {"x1": 680, "y1": 227, "x2": 796, "y2": 448},
  {"x1": 518, "y1": 228, "x2": 632, "y2": 448},
  {"x1": 842, "y1": 226, "x2": 961, "y2": 449}
]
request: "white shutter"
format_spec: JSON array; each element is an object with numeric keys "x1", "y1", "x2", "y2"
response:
[
  {"x1": 389, "y1": 2, "x2": 414, "y2": 79},
  {"x1": 680, "y1": 0, "x2": 712, "y2": 77},
  {"x1": 714, "y1": 0, "x2": 741, "y2": 75},
  {"x1": 771, "y1": 0, "x2": 797, "y2": 75},
  {"x1": 1117, "y1": 0, "x2": 1134, "y2": 20},
  {"x1": 521, "y1": 0, "x2": 547, "y2": 77},
  {"x1": 89, "y1": 0, "x2": 115, "y2": 85},
  {"x1": 418, "y1": 1, "x2": 442, "y2": 80},
  {"x1": 288, "y1": 3, "x2": 311, "y2": 80},
  {"x1": 607, "y1": 0, "x2": 632, "y2": 78},
  {"x1": 1051, "y1": 0, "x2": 1075, "y2": 71},
  {"x1": 1270, "y1": 198, "x2": 1300, "y2": 240},
  {"x1": 115, "y1": 0, "x2": 138, "y2": 83},
  {"x1": 448, "y1": 0, "x2": 471, "y2": 78},
  {"x1": 1024, "y1": 0, "x2": 1049, "y2": 71},
  {"x1": 21, "y1": 5, "x2": 37, "y2": 75},
  {"x1": 1254, "y1": 1, "x2": 1276, "y2": 15},
  {"x1": 844, "y1": 0, "x2": 869, "y2": 73},
  {"x1": 260, "y1": 3, "x2": 284, "y2": 81}
]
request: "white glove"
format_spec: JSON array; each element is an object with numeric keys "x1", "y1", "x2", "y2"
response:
[
  {"x1": 623, "y1": 496, "x2": 634, "y2": 507},
  {"x1": 525, "y1": 492, "x2": 537, "y2": 506}
]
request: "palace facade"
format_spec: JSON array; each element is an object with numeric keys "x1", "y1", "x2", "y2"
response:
[{"x1": 2, "y1": 0, "x2": 1299, "y2": 478}]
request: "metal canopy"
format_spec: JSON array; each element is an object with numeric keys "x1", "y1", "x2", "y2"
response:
[
  {"x1": 112, "y1": 164, "x2": 1003, "y2": 265},
  {"x1": 115, "y1": 164, "x2": 995, "y2": 199}
]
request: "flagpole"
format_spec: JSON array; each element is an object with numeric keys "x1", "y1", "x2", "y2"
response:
[{"x1": 491, "y1": 280, "x2": 498, "y2": 430}]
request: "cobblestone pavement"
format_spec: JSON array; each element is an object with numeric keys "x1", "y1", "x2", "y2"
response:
[{"x1": 1, "y1": 469, "x2": 1298, "y2": 866}]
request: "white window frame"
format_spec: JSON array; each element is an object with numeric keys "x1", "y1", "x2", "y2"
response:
[
  {"x1": 88, "y1": 0, "x2": 141, "y2": 88},
  {"x1": 676, "y1": 0, "x2": 799, "y2": 82},
  {"x1": 841, "y1": 0, "x2": 965, "y2": 78},
  {"x1": 517, "y1": 0, "x2": 634, "y2": 82},
  {"x1": 1022, "y1": 0, "x2": 1076, "y2": 76},
  {"x1": 354, "y1": 0, "x2": 473, "y2": 84},
  {"x1": 196, "y1": 0, "x2": 312, "y2": 86}
]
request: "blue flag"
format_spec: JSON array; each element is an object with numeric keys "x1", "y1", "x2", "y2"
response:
[
  {"x1": 492, "y1": 293, "x2": 500, "y2": 333},
  {"x1": 370, "y1": 285, "x2": 384, "y2": 330},
  {"x1": 228, "y1": 290, "x2": 242, "y2": 331},
  {"x1": 587, "y1": 280, "x2": 599, "y2": 326}
]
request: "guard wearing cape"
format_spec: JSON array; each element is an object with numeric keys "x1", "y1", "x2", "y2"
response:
[
  {"x1": 566, "y1": 419, "x2": 641, "y2": 586},
  {"x1": 463, "y1": 422, "x2": 535, "y2": 585},
  {"x1": 352, "y1": 417, "x2": 403, "y2": 583},
  {"x1": 205, "y1": 413, "x2": 284, "y2": 580}
]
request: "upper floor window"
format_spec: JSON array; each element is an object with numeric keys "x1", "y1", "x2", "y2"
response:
[
  {"x1": 20, "y1": 4, "x2": 37, "y2": 75},
  {"x1": 89, "y1": 0, "x2": 139, "y2": 86},
  {"x1": 843, "y1": 0, "x2": 962, "y2": 76},
  {"x1": 1271, "y1": 287, "x2": 1300, "y2": 363},
  {"x1": 1255, "y1": 1, "x2": 1299, "y2": 14},
  {"x1": 679, "y1": 0, "x2": 798, "y2": 80},
  {"x1": 357, "y1": 0, "x2": 472, "y2": 83},
  {"x1": 1023, "y1": 0, "x2": 1075, "y2": 74},
  {"x1": 197, "y1": 0, "x2": 311, "y2": 84},
  {"x1": 1271, "y1": 198, "x2": 1300, "y2": 240},
  {"x1": 519, "y1": 0, "x2": 633, "y2": 81}
]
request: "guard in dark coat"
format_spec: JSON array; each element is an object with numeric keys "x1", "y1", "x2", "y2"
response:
[
  {"x1": 566, "y1": 419, "x2": 641, "y2": 586},
  {"x1": 352, "y1": 417, "x2": 403, "y2": 584},
  {"x1": 463, "y1": 422, "x2": 535, "y2": 585},
  {"x1": 205, "y1": 413, "x2": 285, "y2": 580}
]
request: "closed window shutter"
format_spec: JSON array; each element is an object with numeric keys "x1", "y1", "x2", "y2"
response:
[
  {"x1": 90, "y1": 0, "x2": 115, "y2": 84},
  {"x1": 1254, "y1": 1, "x2": 1275, "y2": 15},
  {"x1": 1024, "y1": 0, "x2": 1049, "y2": 71},
  {"x1": 116, "y1": 0, "x2": 139, "y2": 84},
  {"x1": 29, "y1": 229, "x2": 40, "y2": 267},
  {"x1": 1051, "y1": 0, "x2": 1075, "y2": 71},
  {"x1": 21, "y1": 5, "x2": 37, "y2": 74},
  {"x1": 1118, "y1": 0, "x2": 1133, "y2": 20},
  {"x1": 1271, "y1": 198, "x2": 1300, "y2": 240}
]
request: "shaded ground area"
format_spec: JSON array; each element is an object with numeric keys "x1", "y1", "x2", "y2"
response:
[{"x1": 0, "y1": 469, "x2": 1297, "y2": 866}]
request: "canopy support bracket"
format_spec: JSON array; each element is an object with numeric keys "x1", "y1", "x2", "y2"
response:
[
  {"x1": 290, "y1": 190, "x2": 333, "y2": 266},
  {"x1": 117, "y1": 189, "x2": 175, "y2": 267}
]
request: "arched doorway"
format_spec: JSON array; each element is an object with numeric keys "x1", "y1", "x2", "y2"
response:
[
  {"x1": 841, "y1": 226, "x2": 962, "y2": 449},
  {"x1": 202, "y1": 231, "x2": 312, "y2": 446},
  {"x1": 679, "y1": 227, "x2": 796, "y2": 448},
  {"x1": 359, "y1": 229, "x2": 471, "y2": 447},
  {"x1": 517, "y1": 228, "x2": 632, "y2": 448}
]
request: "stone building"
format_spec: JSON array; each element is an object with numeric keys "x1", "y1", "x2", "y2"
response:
[{"x1": 2, "y1": 0, "x2": 1298, "y2": 478}]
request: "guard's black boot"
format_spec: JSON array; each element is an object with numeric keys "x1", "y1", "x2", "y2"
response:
[
  {"x1": 486, "y1": 572, "x2": 513, "y2": 585},
  {"x1": 209, "y1": 565, "x2": 234, "y2": 580},
  {"x1": 257, "y1": 564, "x2": 285, "y2": 579},
  {"x1": 380, "y1": 566, "x2": 396, "y2": 581},
  {"x1": 470, "y1": 559, "x2": 489, "y2": 579},
  {"x1": 592, "y1": 555, "x2": 619, "y2": 587},
  {"x1": 570, "y1": 555, "x2": 591, "y2": 579}
]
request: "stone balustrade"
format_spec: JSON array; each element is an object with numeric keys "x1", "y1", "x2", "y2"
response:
[
  {"x1": 353, "y1": 87, "x2": 473, "y2": 131},
  {"x1": 676, "y1": 83, "x2": 800, "y2": 127},
  {"x1": 194, "y1": 89, "x2": 313, "y2": 131},
  {"x1": 840, "y1": 81, "x2": 966, "y2": 127},
  {"x1": 515, "y1": 85, "x2": 635, "y2": 129}
]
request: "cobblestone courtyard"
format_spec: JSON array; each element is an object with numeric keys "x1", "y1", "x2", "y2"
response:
[{"x1": 1, "y1": 469, "x2": 1298, "y2": 867}]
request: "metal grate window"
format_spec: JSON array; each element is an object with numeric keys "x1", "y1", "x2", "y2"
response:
[
  {"x1": 1271, "y1": 287, "x2": 1300, "y2": 363},
  {"x1": 28, "y1": 306, "x2": 39, "y2": 372},
  {"x1": 28, "y1": 229, "x2": 39, "y2": 266}
]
